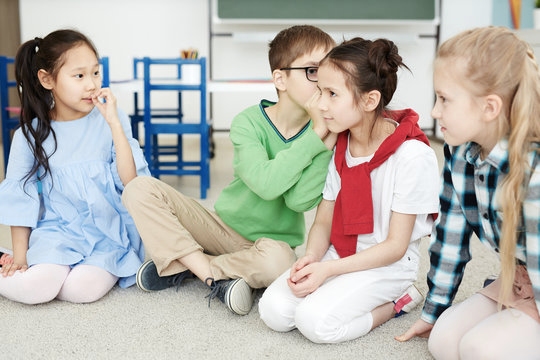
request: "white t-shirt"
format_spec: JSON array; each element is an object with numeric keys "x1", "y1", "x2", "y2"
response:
[{"x1": 323, "y1": 137, "x2": 440, "y2": 260}]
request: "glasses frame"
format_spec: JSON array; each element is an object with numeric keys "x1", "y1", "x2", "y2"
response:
[{"x1": 279, "y1": 66, "x2": 318, "y2": 82}]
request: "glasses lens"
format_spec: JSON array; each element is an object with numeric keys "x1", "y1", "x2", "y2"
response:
[{"x1": 306, "y1": 67, "x2": 318, "y2": 82}]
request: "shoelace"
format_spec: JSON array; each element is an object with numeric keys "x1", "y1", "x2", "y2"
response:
[
  {"x1": 169, "y1": 270, "x2": 194, "y2": 291},
  {"x1": 204, "y1": 278, "x2": 227, "y2": 307},
  {"x1": 0, "y1": 252, "x2": 14, "y2": 266}
]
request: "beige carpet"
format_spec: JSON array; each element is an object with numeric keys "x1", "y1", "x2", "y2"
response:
[{"x1": 0, "y1": 133, "x2": 499, "y2": 359}]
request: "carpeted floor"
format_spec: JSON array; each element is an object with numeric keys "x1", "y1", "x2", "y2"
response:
[{"x1": 0, "y1": 132, "x2": 499, "y2": 359}]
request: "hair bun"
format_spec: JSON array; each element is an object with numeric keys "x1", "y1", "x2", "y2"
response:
[{"x1": 369, "y1": 39, "x2": 402, "y2": 76}]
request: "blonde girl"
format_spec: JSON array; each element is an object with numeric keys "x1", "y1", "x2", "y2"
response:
[{"x1": 397, "y1": 26, "x2": 540, "y2": 359}]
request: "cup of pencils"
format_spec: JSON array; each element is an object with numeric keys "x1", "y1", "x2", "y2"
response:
[
  {"x1": 181, "y1": 48, "x2": 198, "y2": 59},
  {"x1": 180, "y1": 48, "x2": 200, "y2": 84}
]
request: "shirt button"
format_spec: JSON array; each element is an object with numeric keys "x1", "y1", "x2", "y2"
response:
[
  {"x1": 483, "y1": 213, "x2": 489, "y2": 220},
  {"x1": 479, "y1": 174, "x2": 484, "y2": 182}
]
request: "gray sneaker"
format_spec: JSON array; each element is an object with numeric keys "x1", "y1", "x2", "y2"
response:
[
  {"x1": 136, "y1": 259, "x2": 193, "y2": 292},
  {"x1": 205, "y1": 278, "x2": 255, "y2": 315}
]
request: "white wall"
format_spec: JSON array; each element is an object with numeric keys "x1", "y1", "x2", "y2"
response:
[
  {"x1": 440, "y1": 0, "x2": 492, "y2": 42},
  {"x1": 20, "y1": 0, "x2": 209, "y2": 122},
  {"x1": 19, "y1": 0, "x2": 493, "y2": 132}
]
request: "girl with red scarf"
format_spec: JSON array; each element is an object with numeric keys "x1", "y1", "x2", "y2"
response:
[{"x1": 259, "y1": 37, "x2": 440, "y2": 344}]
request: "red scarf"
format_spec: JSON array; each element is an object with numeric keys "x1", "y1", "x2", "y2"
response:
[{"x1": 330, "y1": 109, "x2": 431, "y2": 258}]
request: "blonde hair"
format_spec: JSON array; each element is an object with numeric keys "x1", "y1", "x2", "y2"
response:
[{"x1": 436, "y1": 26, "x2": 540, "y2": 305}]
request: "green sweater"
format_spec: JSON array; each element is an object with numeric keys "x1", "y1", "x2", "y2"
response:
[{"x1": 214, "y1": 100, "x2": 333, "y2": 248}]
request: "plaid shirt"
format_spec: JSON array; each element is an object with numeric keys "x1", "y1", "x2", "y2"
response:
[{"x1": 422, "y1": 139, "x2": 540, "y2": 324}]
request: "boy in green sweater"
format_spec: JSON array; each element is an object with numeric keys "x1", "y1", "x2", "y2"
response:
[{"x1": 122, "y1": 25, "x2": 336, "y2": 315}]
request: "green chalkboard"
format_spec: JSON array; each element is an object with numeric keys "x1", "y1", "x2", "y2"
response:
[{"x1": 217, "y1": 0, "x2": 437, "y2": 21}]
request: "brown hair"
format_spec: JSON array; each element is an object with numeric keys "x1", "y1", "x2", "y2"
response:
[
  {"x1": 436, "y1": 26, "x2": 540, "y2": 305},
  {"x1": 268, "y1": 25, "x2": 335, "y2": 72}
]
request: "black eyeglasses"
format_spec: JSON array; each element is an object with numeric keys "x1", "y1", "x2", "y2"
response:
[{"x1": 279, "y1": 66, "x2": 318, "y2": 82}]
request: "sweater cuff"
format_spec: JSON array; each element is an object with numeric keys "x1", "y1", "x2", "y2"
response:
[{"x1": 297, "y1": 128, "x2": 331, "y2": 155}]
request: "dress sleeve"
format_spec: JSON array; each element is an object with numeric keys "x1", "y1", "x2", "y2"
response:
[
  {"x1": 110, "y1": 109, "x2": 151, "y2": 191},
  {"x1": 421, "y1": 144, "x2": 473, "y2": 324},
  {"x1": 230, "y1": 115, "x2": 332, "y2": 212},
  {"x1": 0, "y1": 129, "x2": 41, "y2": 227}
]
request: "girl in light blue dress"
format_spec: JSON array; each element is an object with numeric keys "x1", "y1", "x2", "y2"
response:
[{"x1": 0, "y1": 29, "x2": 149, "y2": 304}]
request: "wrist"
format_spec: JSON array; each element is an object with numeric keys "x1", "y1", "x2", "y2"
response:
[
  {"x1": 108, "y1": 118, "x2": 123, "y2": 128},
  {"x1": 303, "y1": 251, "x2": 320, "y2": 262},
  {"x1": 312, "y1": 126, "x2": 328, "y2": 140},
  {"x1": 13, "y1": 254, "x2": 26, "y2": 265}
]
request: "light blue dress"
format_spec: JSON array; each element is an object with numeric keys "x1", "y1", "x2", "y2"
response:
[{"x1": 0, "y1": 107, "x2": 150, "y2": 287}]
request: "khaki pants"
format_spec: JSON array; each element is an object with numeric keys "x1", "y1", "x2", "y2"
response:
[{"x1": 122, "y1": 176, "x2": 296, "y2": 288}]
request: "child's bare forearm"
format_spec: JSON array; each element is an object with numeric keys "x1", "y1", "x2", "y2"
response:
[{"x1": 10, "y1": 226, "x2": 29, "y2": 265}]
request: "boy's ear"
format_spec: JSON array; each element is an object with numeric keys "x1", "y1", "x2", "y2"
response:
[
  {"x1": 363, "y1": 90, "x2": 381, "y2": 112},
  {"x1": 38, "y1": 69, "x2": 54, "y2": 90},
  {"x1": 483, "y1": 94, "x2": 503, "y2": 123},
  {"x1": 272, "y1": 69, "x2": 286, "y2": 92}
]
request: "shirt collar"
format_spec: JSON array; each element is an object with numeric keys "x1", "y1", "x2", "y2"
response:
[{"x1": 464, "y1": 139, "x2": 509, "y2": 174}]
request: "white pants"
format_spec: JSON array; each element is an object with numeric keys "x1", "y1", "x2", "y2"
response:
[{"x1": 259, "y1": 246, "x2": 418, "y2": 343}]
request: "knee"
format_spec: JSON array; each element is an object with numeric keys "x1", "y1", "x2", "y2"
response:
[
  {"x1": 57, "y1": 267, "x2": 117, "y2": 303},
  {"x1": 428, "y1": 328, "x2": 447, "y2": 359},
  {"x1": 58, "y1": 280, "x2": 114, "y2": 303},
  {"x1": 254, "y1": 239, "x2": 296, "y2": 285},
  {"x1": 17, "y1": 283, "x2": 59, "y2": 305},
  {"x1": 5, "y1": 267, "x2": 66, "y2": 305},
  {"x1": 259, "y1": 290, "x2": 295, "y2": 332},
  {"x1": 428, "y1": 314, "x2": 456, "y2": 360},
  {"x1": 122, "y1": 176, "x2": 155, "y2": 208},
  {"x1": 295, "y1": 304, "x2": 339, "y2": 344},
  {"x1": 458, "y1": 333, "x2": 482, "y2": 360},
  {"x1": 458, "y1": 329, "x2": 495, "y2": 360},
  {"x1": 295, "y1": 304, "x2": 323, "y2": 343}
]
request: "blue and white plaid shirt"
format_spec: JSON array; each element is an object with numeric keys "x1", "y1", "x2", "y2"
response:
[{"x1": 422, "y1": 139, "x2": 540, "y2": 324}]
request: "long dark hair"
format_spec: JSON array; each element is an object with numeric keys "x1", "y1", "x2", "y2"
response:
[{"x1": 14, "y1": 29, "x2": 98, "y2": 185}]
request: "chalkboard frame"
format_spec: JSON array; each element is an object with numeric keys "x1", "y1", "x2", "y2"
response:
[{"x1": 213, "y1": 0, "x2": 439, "y2": 24}]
